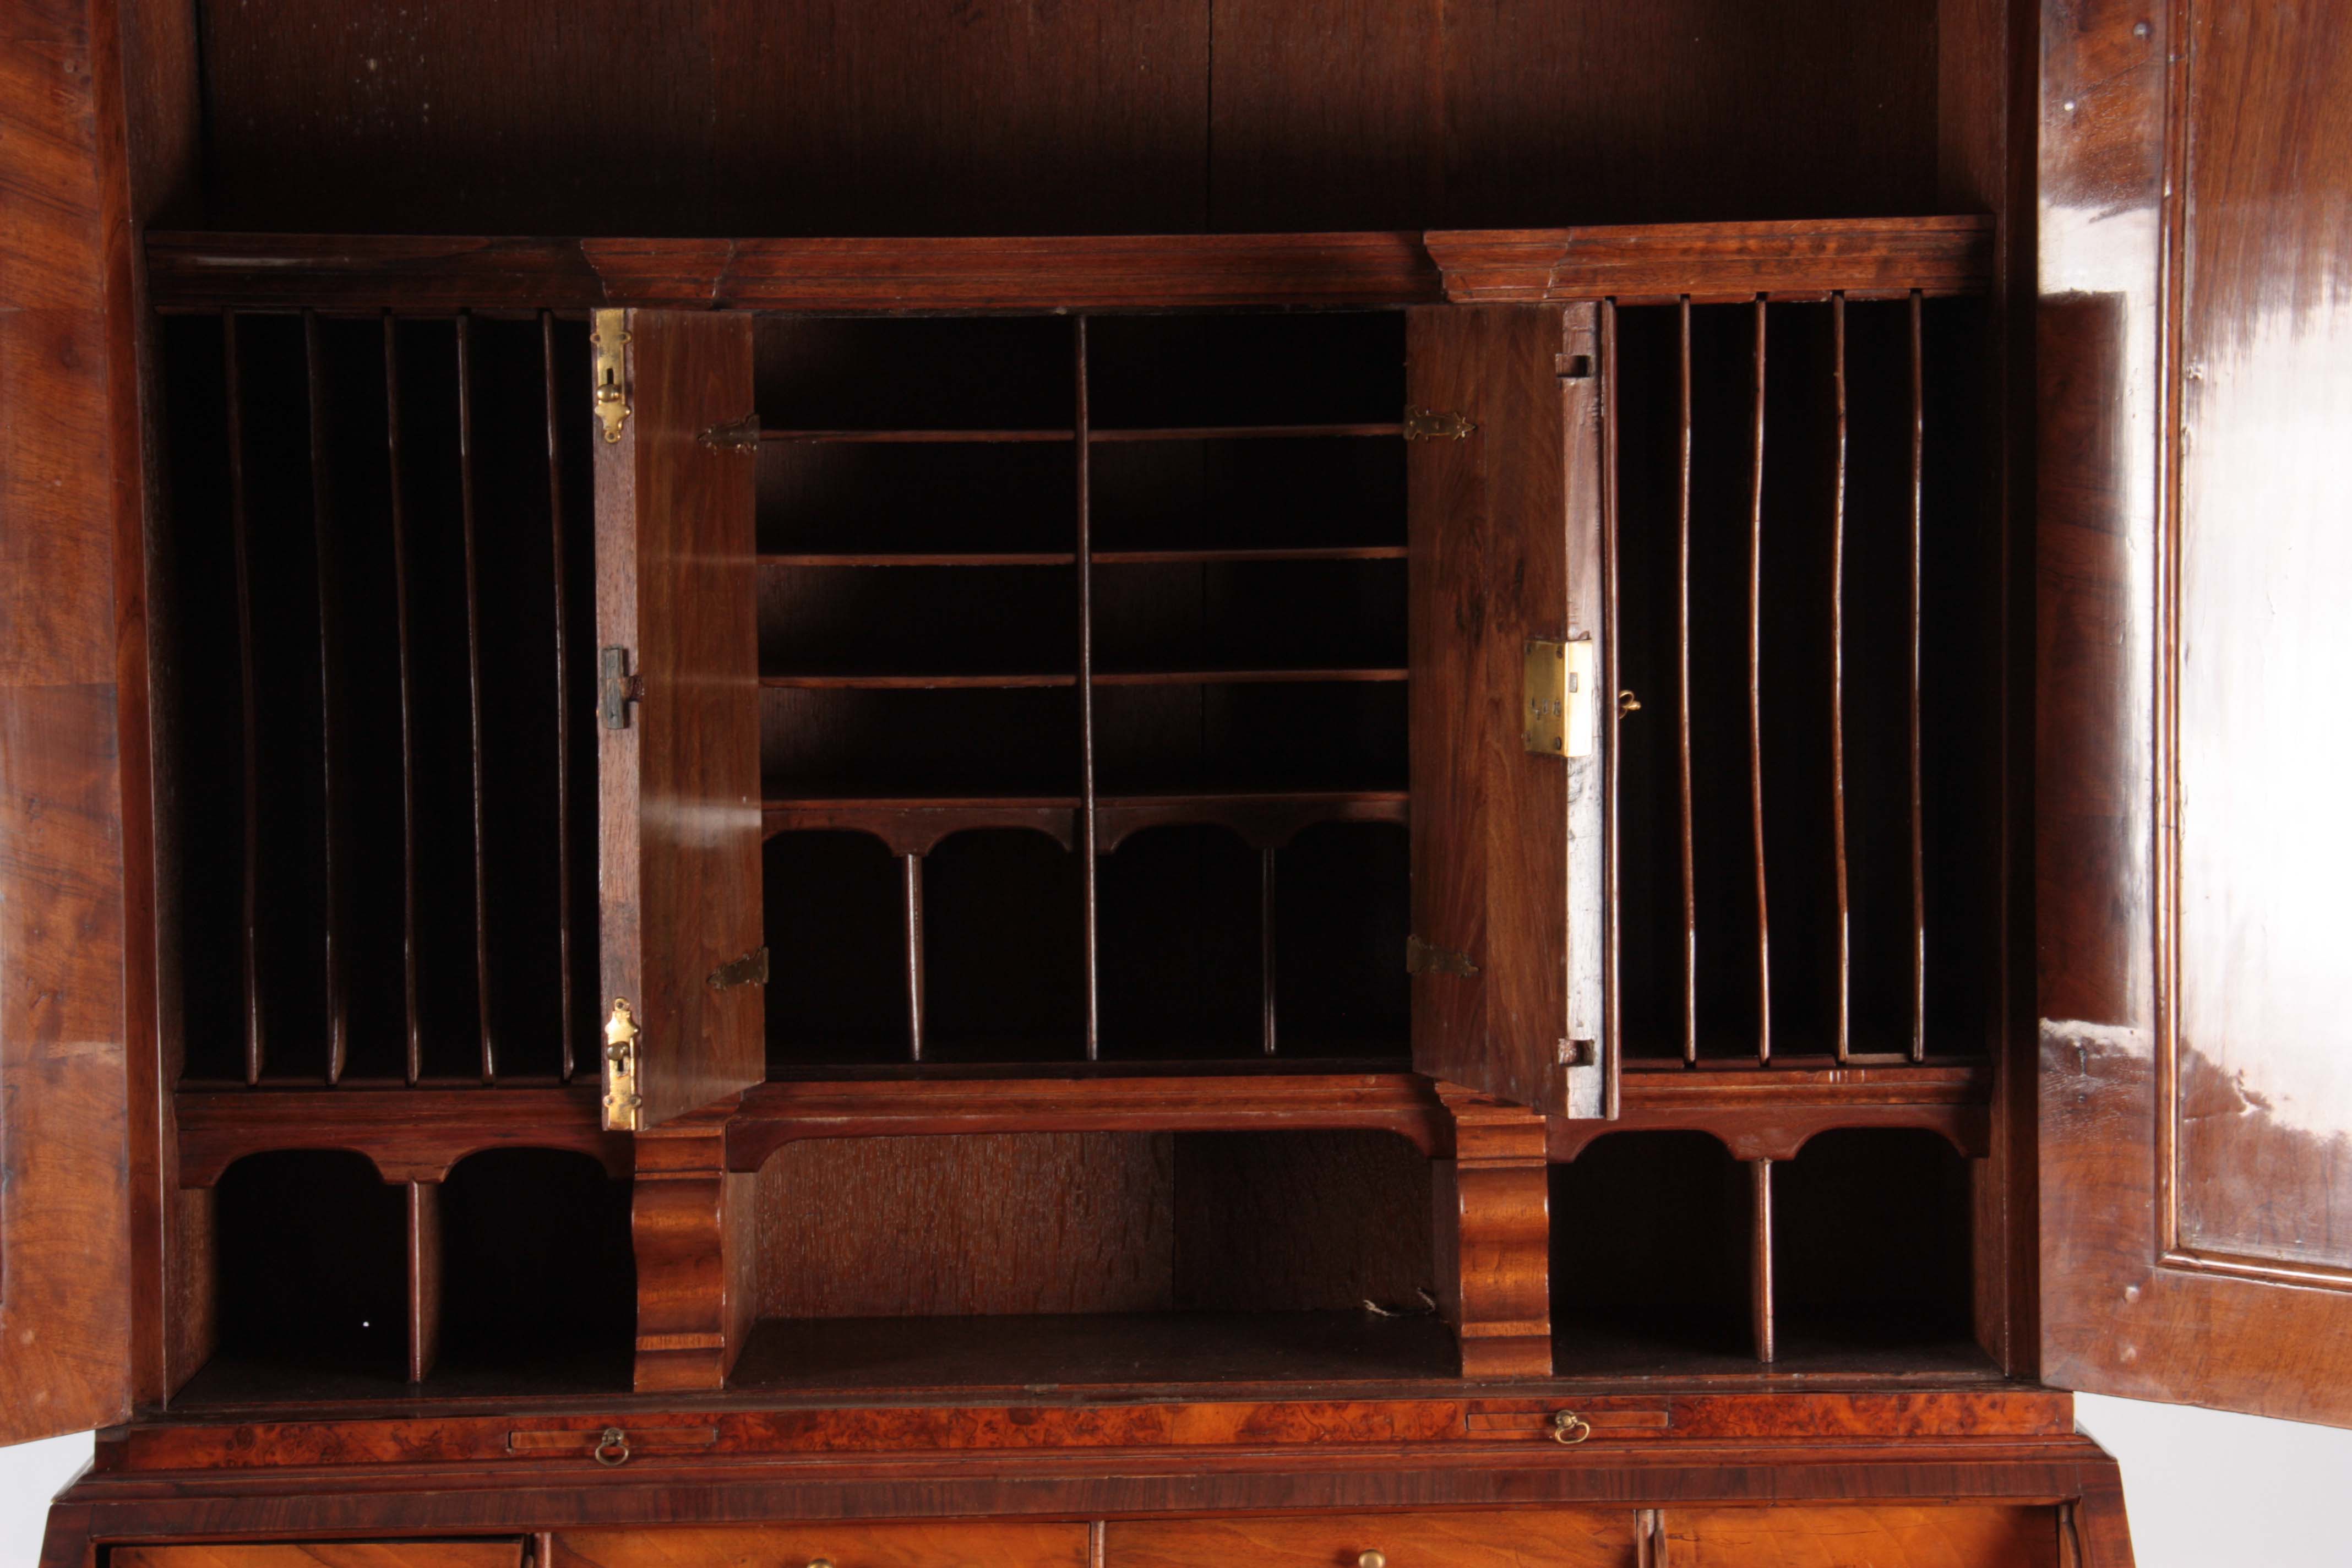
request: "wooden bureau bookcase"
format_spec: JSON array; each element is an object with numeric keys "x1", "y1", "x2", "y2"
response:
[{"x1": 7, "y1": 0, "x2": 2351, "y2": 1564}]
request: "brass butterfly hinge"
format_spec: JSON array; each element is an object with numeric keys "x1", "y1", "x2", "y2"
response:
[
  {"x1": 1403, "y1": 406, "x2": 1477, "y2": 441},
  {"x1": 707, "y1": 946, "x2": 770, "y2": 992},
  {"x1": 1406, "y1": 935, "x2": 1479, "y2": 977},
  {"x1": 590, "y1": 309, "x2": 632, "y2": 443},
  {"x1": 601, "y1": 998, "x2": 643, "y2": 1131}
]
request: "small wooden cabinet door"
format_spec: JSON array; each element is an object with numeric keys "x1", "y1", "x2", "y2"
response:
[
  {"x1": 1405, "y1": 303, "x2": 1612, "y2": 1119},
  {"x1": 592, "y1": 310, "x2": 765, "y2": 1130},
  {"x1": 2036, "y1": 0, "x2": 2352, "y2": 1425}
]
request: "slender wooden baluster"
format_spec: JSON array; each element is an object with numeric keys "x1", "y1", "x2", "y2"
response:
[
  {"x1": 543, "y1": 312, "x2": 575, "y2": 1083},
  {"x1": 384, "y1": 316, "x2": 423, "y2": 1085},
  {"x1": 1676, "y1": 298, "x2": 1697, "y2": 1066},
  {"x1": 903, "y1": 852, "x2": 926, "y2": 1063},
  {"x1": 456, "y1": 313, "x2": 495, "y2": 1082},
  {"x1": 1260, "y1": 847, "x2": 1278, "y2": 1056},
  {"x1": 1747, "y1": 297, "x2": 1771, "y2": 1064},
  {"x1": 1829, "y1": 294, "x2": 1851, "y2": 1064},
  {"x1": 1076, "y1": 315, "x2": 1101, "y2": 1060},
  {"x1": 1600, "y1": 298, "x2": 1623, "y2": 1114},
  {"x1": 1750, "y1": 1157, "x2": 1775, "y2": 1362},
  {"x1": 306, "y1": 312, "x2": 351, "y2": 1084},
  {"x1": 225, "y1": 313, "x2": 265, "y2": 1086},
  {"x1": 1908, "y1": 291, "x2": 1928, "y2": 1062},
  {"x1": 406, "y1": 1180, "x2": 441, "y2": 1384}
]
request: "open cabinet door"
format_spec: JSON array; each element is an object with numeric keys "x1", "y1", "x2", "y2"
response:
[
  {"x1": 2039, "y1": 0, "x2": 2352, "y2": 1425},
  {"x1": 1406, "y1": 304, "x2": 1611, "y2": 1119},
  {"x1": 593, "y1": 311, "x2": 765, "y2": 1131}
]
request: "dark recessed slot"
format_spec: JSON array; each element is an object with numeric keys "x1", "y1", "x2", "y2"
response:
[
  {"x1": 1550, "y1": 1133, "x2": 1752, "y2": 1371},
  {"x1": 213, "y1": 1150, "x2": 408, "y2": 1382},
  {"x1": 766, "y1": 831, "x2": 913, "y2": 1068},
  {"x1": 922, "y1": 831, "x2": 1087, "y2": 1062},
  {"x1": 1610, "y1": 297, "x2": 1996, "y2": 1063},
  {"x1": 1772, "y1": 1128, "x2": 1974, "y2": 1355},
  {"x1": 1095, "y1": 681, "x2": 1407, "y2": 796},
  {"x1": 760, "y1": 442, "x2": 1076, "y2": 557},
  {"x1": 156, "y1": 312, "x2": 598, "y2": 1088},
  {"x1": 1273, "y1": 822, "x2": 1410, "y2": 1058},
  {"x1": 761, "y1": 687, "x2": 1081, "y2": 800},
  {"x1": 1093, "y1": 558, "x2": 1406, "y2": 674},
  {"x1": 1087, "y1": 313, "x2": 1403, "y2": 429},
  {"x1": 731, "y1": 1129, "x2": 1441, "y2": 1390},
  {"x1": 1097, "y1": 826, "x2": 1264, "y2": 1060},
  {"x1": 437, "y1": 1148, "x2": 634, "y2": 1384},
  {"x1": 1089, "y1": 438, "x2": 1406, "y2": 554},
  {"x1": 755, "y1": 317, "x2": 1074, "y2": 431},
  {"x1": 760, "y1": 564, "x2": 1076, "y2": 679}
]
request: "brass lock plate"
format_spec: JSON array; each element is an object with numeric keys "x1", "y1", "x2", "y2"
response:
[
  {"x1": 602, "y1": 998, "x2": 643, "y2": 1131},
  {"x1": 1524, "y1": 638, "x2": 1597, "y2": 758}
]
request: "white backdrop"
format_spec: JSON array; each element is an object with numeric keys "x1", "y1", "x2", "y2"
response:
[{"x1": 2, "y1": 1397, "x2": 2348, "y2": 1566}]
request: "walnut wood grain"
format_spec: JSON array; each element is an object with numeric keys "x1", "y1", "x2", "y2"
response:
[
  {"x1": 1662, "y1": 1505, "x2": 2060, "y2": 1567},
  {"x1": 727, "y1": 1074, "x2": 1450, "y2": 1172},
  {"x1": 114, "y1": 1549, "x2": 521, "y2": 1568},
  {"x1": 1425, "y1": 217, "x2": 1994, "y2": 305},
  {"x1": 144, "y1": 224, "x2": 1994, "y2": 316},
  {"x1": 1104, "y1": 1511, "x2": 1632, "y2": 1568},
  {"x1": 631, "y1": 1114, "x2": 754, "y2": 1392},
  {"x1": 174, "y1": 1087, "x2": 628, "y2": 1187},
  {"x1": 1550, "y1": 1065, "x2": 1992, "y2": 1163},
  {"x1": 1435, "y1": 1085, "x2": 1552, "y2": 1378},
  {"x1": 553, "y1": 1523, "x2": 1089, "y2": 1568},
  {"x1": 595, "y1": 310, "x2": 764, "y2": 1128}
]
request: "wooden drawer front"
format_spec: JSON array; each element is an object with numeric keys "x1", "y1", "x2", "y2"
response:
[
  {"x1": 1664, "y1": 1507, "x2": 2059, "y2": 1567},
  {"x1": 551, "y1": 1524, "x2": 1091, "y2": 1568},
  {"x1": 1105, "y1": 1512, "x2": 1634, "y2": 1568},
  {"x1": 113, "y1": 1548, "x2": 522, "y2": 1568}
]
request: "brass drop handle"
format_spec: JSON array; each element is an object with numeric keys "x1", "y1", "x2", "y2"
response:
[
  {"x1": 1618, "y1": 690, "x2": 1642, "y2": 716},
  {"x1": 1551, "y1": 1409, "x2": 1593, "y2": 1445},
  {"x1": 592, "y1": 1425, "x2": 630, "y2": 1466},
  {"x1": 807, "y1": 1560, "x2": 835, "y2": 1568},
  {"x1": 1358, "y1": 1552, "x2": 1387, "y2": 1568}
]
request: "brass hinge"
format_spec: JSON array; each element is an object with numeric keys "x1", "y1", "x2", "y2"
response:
[
  {"x1": 1524, "y1": 638, "x2": 1597, "y2": 758},
  {"x1": 1403, "y1": 406, "x2": 1477, "y2": 441},
  {"x1": 601, "y1": 998, "x2": 643, "y2": 1132},
  {"x1": 1406, "y1": 935, "x2": 1479, "y2": 977},
  {"x1": 599, "y1": 647, "x2": 641, "y2": 730},
  {"x1": 591, "y1": 308, "x2": 631, "y2": 443},
  {"x1": 699, "y1": 415, "x2": 762, "y2": 450},
  {"x1": 707, "y1": 946, "x2": 770, "y2": 992}
]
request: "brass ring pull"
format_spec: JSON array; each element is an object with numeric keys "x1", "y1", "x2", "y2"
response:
[
  {"x1": 592, "y1": 1426, "x2": 630, "y2": 1467},
  {"x1": 1618, "y1": 690, "x2": 1642, "y2": 716},
  {"x1": 1550, "y1": 1409, "x2": 1593, "y2": 1446},
  {"x1": 1358, "y1": 1552, "x2": 1387, "y2": 1568},
  {"x1": 807, "y1": 1560, "x2": 836, "y2": 1568}
]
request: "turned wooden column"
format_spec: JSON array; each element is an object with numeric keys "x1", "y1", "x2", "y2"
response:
[
  {"x1": 1432, "y1": 1083, "x2": 1553, "y2": 1378},
  {"x1": 631, "y1": 1107, "x2": 754, "y2": 1393}
]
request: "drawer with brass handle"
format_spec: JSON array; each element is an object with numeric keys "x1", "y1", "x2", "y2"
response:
[
  {"x1": 1103, "y1": 1512, "x2": 1634, "y2": 1568},
  {"x1": 548, "y1": 1524, "x2": 1088, "y2": 1568}
]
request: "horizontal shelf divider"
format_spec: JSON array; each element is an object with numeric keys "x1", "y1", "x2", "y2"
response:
[
  {"x1": 1088, "y1": 423, "x2": 1404, "y2": 442},
  {"x1": 1557, "y1": 1059, "x2": 1994, "y2": 1164},
  {"x1": 760, "y1": 428, "x2": 1074, "y2": 444},
  {"x1": 761, "y1": 668, "x2": 1407, "y2": 688},
  {"x1": 175, "y1": 1084, "x2": 627, "y2": 1188},
  {"x1": 761, "y1": 788, "x2": 1407, "y2": 854},
  {"x1": 1092, "y1": 546, "x2": 1408, "y2": 564},
  {"x1": 761, "y1": 551, "x2": 1080, "y2": 568}
]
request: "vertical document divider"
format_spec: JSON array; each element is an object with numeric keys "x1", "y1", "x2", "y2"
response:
[
  {"x1": 385, "y1": 317, "x2": 422, "y2": 1085},
  {"x1": 1747, "y1": 298, "x2": 1772, "y2": 1064},
  {"x1": 1908, "y1": 292, "x2": 1928, "y2": 1062},
  {"x1": 1677, "y1": 298, "x2": 1697, "y2": 1066},
  {"x1": 306, "y1": 312, "x2": 351, "y2": 1084},
  {"x1": 224, "y1": 312, "x2": 265, "y2": 1086},
  {"x1": 543, "y1": 311, "x2": 575, "y2": 1084},
  {"x1": 455, "y1": 313, "x2": 495, "y2": 1082},
  {"x1": 1829, "y1": 295, "x2": 1851, "y2": 1064},
  {"x1": 1076, "y1": 316, "x2": 1101, "y2": 1061}
]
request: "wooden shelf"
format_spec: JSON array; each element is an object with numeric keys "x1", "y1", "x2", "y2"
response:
[
  {"x1": 725, "y1": 1071, "x2": 1452, "y2": 1170},
  {"x1": 760, "y1": 672, "x2": 1076, "y2": 689},
  {"x1": 1555, "y1": 1060, "x2": 1994, "y2": 1163},
  {"x1": 761, "y1": 552, "x2": 1079, "y2": 568},
  {"x1": 1088, "y1": 423, "x2": 1403, "y2": 443},
  {"x1": 760, "y1": 428, "x2": 1074, "y2": 443},
  {"x1": 1092, "y1": 546, "x2": 1406, "y2": 564},
  {"x1": 174, "y1": 1085, "x2": 627, "y2": 1188},
  {"x1": 761, "y1": 788, "x2": 1406, "y2": 854}
]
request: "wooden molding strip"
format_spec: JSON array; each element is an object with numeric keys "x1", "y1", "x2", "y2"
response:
[
  {"x1": 145, "y1": 219, "x2": 1990, "y2": 314},
  {"x1": 173, "y1": 1086, "x2": 628, "y2": 1186}
]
